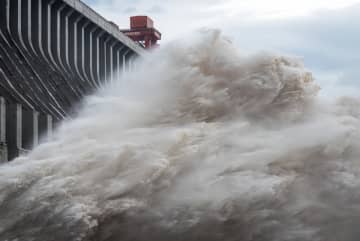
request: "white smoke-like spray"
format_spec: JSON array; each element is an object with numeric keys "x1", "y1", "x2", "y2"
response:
[{"x1": 1, "y1": 30, "x2": 360, "y2": 241}]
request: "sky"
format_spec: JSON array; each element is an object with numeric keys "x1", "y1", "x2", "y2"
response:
[{"x1": 84, "y1": 0, "x2": 360, "y2": 97}]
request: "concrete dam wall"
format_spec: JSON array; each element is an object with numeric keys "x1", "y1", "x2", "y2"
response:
[{"x1": 0, "y1": 0, "x2": 144, "y2": 161}]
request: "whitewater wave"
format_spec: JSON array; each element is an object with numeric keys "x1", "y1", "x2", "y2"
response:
[{"x1": 1, "y1": 30, "x2": 360, "y2": 241}]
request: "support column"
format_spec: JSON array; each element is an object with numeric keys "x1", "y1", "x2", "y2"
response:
[
  {"x1": 81, "y1": 21, "x2": 91, "y2": 84},
  {"x1": 47, "y1": 0, "x2": 59, "y2": 69},
  {"x1": 33, "y1": 111, "x2": 39, "y2": 147},
  {"x1": 109, "y1": 41, "x2": 117, "y2": 84},
  {"x1": 102, "y1": 35, "x2": 111, "y2": 82},
  {"x1": 128, "y1": 56, "x2": 135, "y2": 73},
  {"x1": 0, "y1": 97, "x2": 7, "y2": 163},
  {"x1": 6, "y1": 0, "x2": 10, "y2": 31},
  {"x1": 38, "y1": 113, "x2": 47, "y2": 143},
  {"x1": 104, "y1": 37, "x2": 116, "y2": 83},
  {"x1": 38, "y1": 113, "x2": 53, "y2": 143},
  {"x1": 116, "y1": 45, "x2": 125, "y2": 80},
  {"x1": 56, "y1": 3, "x2": 67, "y2": 72},
  {"x1": 17, "y1": 0, "x2": 27, "y2": 50},
  {"x1": 96, "y1": 31, "x2": 105, "y2": 83},
  {"x1": 47, "y1": 114, "x2": 53, "y2": 140},
  {"x1": 22, "y1": 108, "x2": 39, "y2": 150},
  {"x1": 0, "y1": 0, "x2": 8, "y2": 32},
  {"x1": 16, "y1": 104, "x2": 23, "y2": 155},
  {"x1": 6, "y1": 103, "x2": 21, "y2": 160},
  {"x1": 122, "y1": 49, "x2": 130, "y2": 74},
  {"x1": 64, "y1": 9, "x2": 75, "y2": 74},
  {"x1": 88, "y1": 25, "x2": 98, "y2": 87},
  {"x1": 27, "y1": 0, "x2": 37, "y2": 54},
  {"x1": 38, "y1": 0, "x2": 54, "y2": 68},
  {"x1": 74, "y1": 16, "x2": 86, "y2": 82}
]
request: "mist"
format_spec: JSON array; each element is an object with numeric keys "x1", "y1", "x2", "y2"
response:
[{"x1": 1, "y1": 30, "x2": 360, "y2": 241}]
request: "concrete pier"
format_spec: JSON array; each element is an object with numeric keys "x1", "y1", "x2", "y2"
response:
[{"x1": 0, "y1": 0, "x2": 144, "y2": 161}]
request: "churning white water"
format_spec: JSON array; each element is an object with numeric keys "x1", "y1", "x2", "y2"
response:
[{"x1": 1, "y1": 30, "x2": 360, "y2": 241}]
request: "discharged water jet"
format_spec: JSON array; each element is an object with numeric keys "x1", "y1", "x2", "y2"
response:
[{"x1": 1, "y1": 30, "x2": 360, "y2": 241}]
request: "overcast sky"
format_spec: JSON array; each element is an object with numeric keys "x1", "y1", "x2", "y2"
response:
[{"x1": 84, "y1": 0, "x2": 360, "y2": 97}]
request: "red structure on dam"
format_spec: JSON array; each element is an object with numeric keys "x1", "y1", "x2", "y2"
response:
[{"x1": 121, "y1": 16, "x2": 162, "y2": 49}]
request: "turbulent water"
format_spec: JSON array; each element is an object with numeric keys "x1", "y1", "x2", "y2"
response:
[{"x1": 1, "y1": 30, "x2": 360, "y2": 241}]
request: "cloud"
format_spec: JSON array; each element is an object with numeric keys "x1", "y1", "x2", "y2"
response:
[
  {"x1": 123, "y1": 7, "x2": 137, "y2": 14},
  {"x1": 147, "y1": 5, "x2": 165, "y2": 14},
  {"x1": 217, "y1": 4, "x2": 360, "y2": 96},
  {"x1": 338, "y1": 69, "x2": 360, "y2": 87}
]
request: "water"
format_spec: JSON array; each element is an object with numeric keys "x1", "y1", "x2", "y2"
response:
[{"x1": 1, "y1": 30, "x2": 360, "y2": 241}]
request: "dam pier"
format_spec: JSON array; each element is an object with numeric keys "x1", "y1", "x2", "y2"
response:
[{"x1": 0, "y1": 0, "x2": 160, "y2": 161}]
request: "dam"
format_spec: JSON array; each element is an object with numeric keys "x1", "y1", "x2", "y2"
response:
[
  {"x1": 0, "y1": 2, "x2": 359, "y2": 241},
  {"x1": 0, "y1": 0, "x2": 149, "y2": 161}
]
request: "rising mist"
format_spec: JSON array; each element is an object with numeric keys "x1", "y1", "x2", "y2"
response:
[{"x1": 1, "y1": 30, "x2": 360, "y2": 241}]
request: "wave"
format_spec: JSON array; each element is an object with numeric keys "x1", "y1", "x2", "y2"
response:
[{"x1": 1, "y1": 30, "x2": 359, "y2": 241}]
